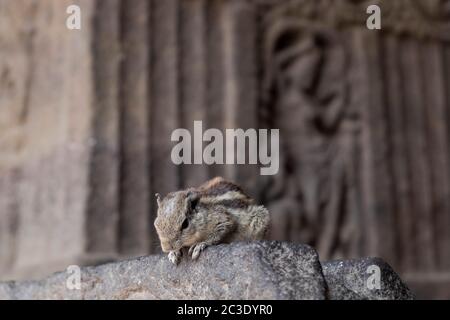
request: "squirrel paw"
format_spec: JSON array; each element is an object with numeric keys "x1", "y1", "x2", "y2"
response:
[
  {"x1": 168, "y1": 250, "x2": 182, "y2": 265},
  {"x1": 188, "y1": 243, "x2": 207, "y2": 260}
]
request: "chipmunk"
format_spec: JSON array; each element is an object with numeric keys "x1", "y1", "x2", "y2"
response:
[{"x1": 154, "y1": 177, "x2": 270, "y2": 265}]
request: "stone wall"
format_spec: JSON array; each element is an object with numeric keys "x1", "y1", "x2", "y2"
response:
[
  {"x1": 0, "y1": 0, "x2": 94, "y2": 280},
  {"x1": 1, "y1": 0, "x2": 450, "y2": 299}
]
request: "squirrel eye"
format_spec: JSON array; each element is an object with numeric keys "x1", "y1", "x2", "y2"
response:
[{"x1": 181, "y1": 218, "x2": 189, "y2": 230}]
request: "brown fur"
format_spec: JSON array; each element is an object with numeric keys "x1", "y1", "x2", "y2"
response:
[{"x1": 154, "y1": 177, "x2": 270, "y2": 264}]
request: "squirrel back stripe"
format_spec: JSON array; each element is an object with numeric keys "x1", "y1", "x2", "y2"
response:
[
  {"x1": 198, "y1": 177, "x2": 250, "y2": 199},
  {"x1": 199, "y1": 198, "x2": 253, "y2": 210}
]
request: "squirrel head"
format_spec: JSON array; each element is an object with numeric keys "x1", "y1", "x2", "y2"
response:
[{"x1": 154, "y1": 190, "x2": 201, "y2": 252}]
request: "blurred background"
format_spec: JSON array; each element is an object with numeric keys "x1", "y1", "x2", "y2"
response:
[{"x1": 1, "y1": 0, "x2": 450, "y2": 299}]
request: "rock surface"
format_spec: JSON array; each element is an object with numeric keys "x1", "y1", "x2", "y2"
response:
[
  {"x1": 0, "y1": 241, "x2": 413, "y2": 300},
  {"x1": 322, "y1": 258, "x2": 415, "y2": 300}
]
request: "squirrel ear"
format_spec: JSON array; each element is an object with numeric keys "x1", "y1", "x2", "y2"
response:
[
  {"x1": 186, "y1": 191, "x2": 199, "y2": 211},
  {"x1": 155, "y1": 193, "x2": 162, "y2": 208}
]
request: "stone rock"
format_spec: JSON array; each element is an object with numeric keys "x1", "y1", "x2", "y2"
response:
[
  {"x1": 0, "y1": 241, "x2": 326, "y2": 300},
  {"x1": 322, "y1": 257, "x2": 415, "y2": 300},
  {"x1": 0, "y1": 241, "x2": 414, "y2": 300}
]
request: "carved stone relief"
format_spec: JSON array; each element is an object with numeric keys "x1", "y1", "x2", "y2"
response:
[{"x1": 261, "y1": 9, "x2": 361, "y2": 260}]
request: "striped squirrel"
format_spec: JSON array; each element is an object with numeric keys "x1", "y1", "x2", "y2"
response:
[{"x1": 154, "y1": 177, "x2": 270, "y2": 265}]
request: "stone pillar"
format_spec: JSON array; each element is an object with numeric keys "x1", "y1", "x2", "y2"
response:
[
  {"x1": 118, "y1": 0, "x2": 151, "y2": 257},
  {"x1": 85, "y1": 0, "x2": 121, "y2": 262}
]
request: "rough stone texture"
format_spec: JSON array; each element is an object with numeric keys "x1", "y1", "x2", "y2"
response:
[
  {"x1": 322, "y1": 258, "x2": 415, "y2": 300},
  {"x1": 0, "y1": 242, "x2": 325, "y2": 300},
  {"x1": 0, "y1": 241, "x2": 414, "y2": 300}
]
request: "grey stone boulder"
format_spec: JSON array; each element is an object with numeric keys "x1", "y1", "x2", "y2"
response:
[
  {"x1": 0, "y1": 241, "x2": 326, "y2": 300},
  {"x1": 0, "y1": 241, "x2": 414, "y2": 300},
  {"x1": 322, "y1": 257, "x2": 415, "y2": 300}
]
